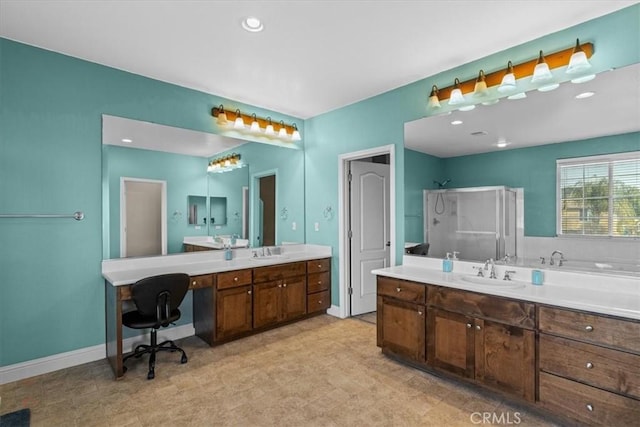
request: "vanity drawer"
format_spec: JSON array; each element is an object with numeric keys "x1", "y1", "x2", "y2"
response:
[
  {"x1": 428, "y1": 287, "x2": 534, "y2": 328},
  {"x1": 308, "y1": 290, "x2": 330, "y2": 313},
  {"x1": 539, "y1": 305, "x2": 640, "y2": 354},
  {"x1": 307, "y1": 258, "x2": 330, "y2": 274},
  {"x1": 253, "y1": 262, "x2": 306, "y2": 283},
  {"x1": 190, "y1": 274, "x2": 214, "y2": 289},
  {"x1": 540, "y1": 334, "x2": 640, "y2": 399},
  {"x1": 539, "y1": 372, "x2": 640, "y2": 426},
  {"x1": 307, "y1": 272, "x2": 330, "y2": 293},
  {"x1": 377, "y1": 277, "x2": 425, "y2": 304},
  {"x1": 217, "y1": 270, "x2": 252, "y2": 290}
]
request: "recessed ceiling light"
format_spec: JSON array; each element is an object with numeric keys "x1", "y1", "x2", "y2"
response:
[
  {"x1": 242, "y1": 16, "x2": 263, "y2": 32},
  {"x1": 496, "y1": 138, "x2": 510, "y2": 148},
  {"x1": 121, "y1": 138, "x2": 132, "y2": 143},
  {"x1": 575, "y1": 91, "x2": 595, "y2": 99},
  {"x1": 451, "y1": 120, "x2": 463, "y2": 125}
]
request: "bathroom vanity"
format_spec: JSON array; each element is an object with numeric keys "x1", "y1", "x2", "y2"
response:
[
  {"x1": 102, "y1": 245, "x2": 331, "y2": 379},
  {"x1": 374, "y1": 258, "x2": 640, "y2": 425}
]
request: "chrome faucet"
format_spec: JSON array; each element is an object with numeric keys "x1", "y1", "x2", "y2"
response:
[
  {"x1": 484, "y1": 258, "x2": 497, "y2": 279},
  {"x1": 472, "y1": 266, "x2": 484, "y2": 277},
  {"x1": 550, "y1": 250, "x2": 566, "y2": 266}
]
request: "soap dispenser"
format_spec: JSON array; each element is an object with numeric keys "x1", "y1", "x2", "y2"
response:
[
  {"x1": 224, "y1": 244, "x2": 233, "y2": 261},
  {"x1": 443, "y1": 252, "x2": 453, "y2": 273}
]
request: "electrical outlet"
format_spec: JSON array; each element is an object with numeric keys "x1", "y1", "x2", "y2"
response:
[
  {"x1": 314, "y1": 222, "x2": 319, "y2": 231},
  {"x1": 292, "y1": 221, "x2": 297, "y2": 231}
]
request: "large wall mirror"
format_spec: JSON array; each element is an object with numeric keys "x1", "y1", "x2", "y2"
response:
[
  {"x1": 403, "y1": 63, "x2": 640, "y2": 265},
  {"x1": 102, "y1": 115, "x2": 305, "y2": 259}
]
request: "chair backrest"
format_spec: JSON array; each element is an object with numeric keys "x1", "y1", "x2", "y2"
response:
[{"x1": 130, "y1": 273, "x2": 190, "y2": 326}]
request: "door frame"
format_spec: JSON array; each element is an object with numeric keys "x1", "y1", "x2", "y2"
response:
[
  {"x1": 337, "y1": 144, "x2": 396, "y2": 319},
  {"x1": 250, "y1": 169, "x2": 278, "y2": 248},
  {"x1": 120, "y1": 177, "x2": 167, "y2": 257}
]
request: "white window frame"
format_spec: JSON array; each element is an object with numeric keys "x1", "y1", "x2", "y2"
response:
[{"x1": 556, "y1": 151, "x2": 640, "y2": 238}]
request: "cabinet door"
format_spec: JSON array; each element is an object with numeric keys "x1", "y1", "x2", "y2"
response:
[
  {"x1": 474, "y1": 319, "x2": 535, "y2": 401},
  {"x1": 427, "y1": 308, "x2": 474, "y2": 378},
  {"x1": 379, "y1": 297, "x2": 426, "y2": 363},
  {"x1": 216, "y1": 285, "x2": 252, "y2": 341},
  {"x1": 282, "y1": 276, "x2": 307, "y2": 321},
  {"x1": 253, "y1": 281, "x2": 281, "y2": 329}
]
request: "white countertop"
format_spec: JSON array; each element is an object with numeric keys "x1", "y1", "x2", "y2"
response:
[
  {"x1": 102, "y1": 244, "x2": 331, "y2": 286},
  {"x1": 373, "y1": 256, "x2": 640, "y2": 321}
]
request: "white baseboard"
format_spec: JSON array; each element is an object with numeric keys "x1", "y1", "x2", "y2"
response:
[
  {"x1": 326, "y1": 305, "x2": 345, "y2": 318},
  {"x1": 0, "y1": 324, "x2": 195, "y2": 385}
]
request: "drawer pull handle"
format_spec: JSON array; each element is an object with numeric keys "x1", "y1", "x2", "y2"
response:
[
  {"x1": 475, "y1": 325, "x2": 482, "y2": 331},
  {"x1": 396, "y1": 287, "x2": 402, "y2": 293},
  {"x1": 466, "y1": 323, "x2": 472, "y2": 329},
  {"x1": 586, "y1": 362, "x2": 594, "y2": 369},
  {"x1": 586, "y1": 404, "x2": 593, "y2": 412},
  {"x1": 585, "y1": 325, "x2": 594, "y2": 332},
  {"x1": 247, "y1": 290, "x2": 252, "y2": 294}
]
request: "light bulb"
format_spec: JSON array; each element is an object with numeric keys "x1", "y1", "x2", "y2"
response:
[
  {"x1": 233, "y1": 110, "x2": 244, "y2": 129},
  {"x1": 278, "y1": 121, "x2": 287, "y2": 138},
  {"x1": 566, "y1": 39, "x2": 592, "y2": 75},
  {"x1": 428, "y1": 85, "x2": 441, "y2": 109},
  {"x1": 473, "y1": 70, "x2": 488, "y2": 97},
  {"x1": 265, "y1": 117, "x2": 275, "y2": 136},
  {"x1": 498, "y1": 61, "x2": 516, "y2": 93},
  {"x1": 291, "y1": 124, "x2": 301, "y2": 141}
]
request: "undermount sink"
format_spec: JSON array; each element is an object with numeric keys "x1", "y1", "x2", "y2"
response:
[{"x1": 460, "y1": 275, "x2": 525, "y2": 288}]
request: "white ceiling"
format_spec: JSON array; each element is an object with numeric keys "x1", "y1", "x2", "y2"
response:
[
  {"x1": 1, "y1": 0, "x2": 636, "y2": 119},
  {"x1": 405, "y1": 63, "x2": 640, "y2": 158}
]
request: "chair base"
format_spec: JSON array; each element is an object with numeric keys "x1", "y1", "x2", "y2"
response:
[{"x1": 123, "y1": 329, "x2": 187, "y2": 379}]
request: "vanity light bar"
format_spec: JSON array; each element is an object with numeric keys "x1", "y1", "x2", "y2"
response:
[
  {"x1": 211, "y1": 107, "x2": 298, "y2": 138},
  {"x1": 433, "y1": 42, "x2": 594, "y2": 102}
]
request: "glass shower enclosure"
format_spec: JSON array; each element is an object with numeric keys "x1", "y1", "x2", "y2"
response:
[{"x1": 423, "y1": 186, "x2": 523, "y2": 261}]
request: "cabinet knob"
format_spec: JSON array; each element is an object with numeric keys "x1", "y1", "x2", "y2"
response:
[
  {"x1": 318, "y1": 264, "x2": 322, "y2": 268},
  {"x1": 418, "y1": 310, "x2": 423, "y2": 316},
  {"x1": 396, "y1": 287, "x2": 402, "y2": 293},
  {"x1": 247, "y1": 290, "x2": 252, "y2": 294},
  {"x1": 318, "y1": 281, "x2": 322, "y2": 285},
  {"x1": 234, "y1": 277, "x2": 238, "y2": 281},
  {"x1": 318, "y1": 300, "x2": 322, "y2": 304},
  {"x1": 475, "y1": 325, "x2": 482, "y2": 330},
  {"x1": 283, "y1": 283, "x2": 287, "y2": 288},
  {"x1": 586, "y1": 404, "x2": 594, "y2": 412},
  {"x1": 585, "y1": 325, "x2": 594, "y2": 332},
  {"x1": 192, "y1": 281, "x2": 197, "y2": 286},
  {"x1": 278, "y1": 284, "x2": 282, "y2": 288},
  {"x1": 466, "y1": 323, "x2": 472, "y2": 329},
  {"x1": 586, "y1": 362, "x2": 594, "y2": 369}
]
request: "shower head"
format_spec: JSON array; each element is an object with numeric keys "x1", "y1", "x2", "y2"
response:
[{"x1": 433, "y1": 179, "x2": 451, "y2": 188}]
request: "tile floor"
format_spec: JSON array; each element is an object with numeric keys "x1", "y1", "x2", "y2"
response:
[{"x1": 0, "y1": 316, "x2": 558, "y2": 426}]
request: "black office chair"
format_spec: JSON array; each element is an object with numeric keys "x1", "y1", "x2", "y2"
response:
[{"x1": 122, "y1": 273, "x2": 190, "y2": 379}]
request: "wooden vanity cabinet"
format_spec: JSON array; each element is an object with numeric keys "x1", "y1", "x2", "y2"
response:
[
  {"x1": 307, "y1": 258, "x2": 331, "y2": 314},
  {"x1": 215, "y1": 270, "x2": 253, "y2": 341},
  {"x1": 253, "y1": 262, "x2": 307, "y2": 329},
  {"x1": 427, "y1": 287, "x2": 536, "y2": 402},
  {"x1": 376, "y1": 277, "x2": 426, "y2": 363},
  {"x1": 538, "y1": 305, "x2": 640, "y2": 425}
]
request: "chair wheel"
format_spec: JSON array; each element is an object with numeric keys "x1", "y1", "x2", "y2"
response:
[
  {"x1": 181, "y1": 354, "x2": 188, "y2": 364},
  {"x1": 147, "y1": 370, "x2": 155, "y2": 380}
]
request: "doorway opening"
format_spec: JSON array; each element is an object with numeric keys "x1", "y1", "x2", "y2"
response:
[
  {"x1": 120, "y1": 177, "x2": 167, "y2": 258},
  {"x1": 338, "y1": 145, "x2": 395, "y2": 319},
  {"x1": 250, "y1": 170, "x2": 277, "y2": 248}
]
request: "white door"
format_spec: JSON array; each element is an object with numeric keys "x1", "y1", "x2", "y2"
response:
[
  {"x1": 349, "y1": 161, "x2": 390, "y2": 315},
  {"x1": 121, "y1": 179, "x2": 166, "y2": 257}
]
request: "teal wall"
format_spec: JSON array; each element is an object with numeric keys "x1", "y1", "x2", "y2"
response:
[
  {"x1": 1, "y1": 5, "x2": 639, "y2": 367},
  {"x1": 208, "y1": 167, "x2": 249, "y2": 238},
  {"x1": 0, "y1": 38, "x2": 301, "y2": 366},
  {"x1": 404, "y1": 149, "x2": 445, "y2": 243},
  {"x1": 304, "y1": 5, "x2": 640, "y2": 305}
]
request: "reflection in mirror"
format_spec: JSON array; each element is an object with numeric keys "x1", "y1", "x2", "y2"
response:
[
  {"x1": 102, "y1": 115, "x2": 305, "y2": 260},
  {"x1": 187, "y1": 195, "x2": 207, "y2": 226},
  {"x1": 403, "y1": 63, "x2": 640, "y2": 271}
]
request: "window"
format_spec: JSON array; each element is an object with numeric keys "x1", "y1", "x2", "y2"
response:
[{"x1": 557, "y1": 152, "x2": 640, "y2": 237}]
